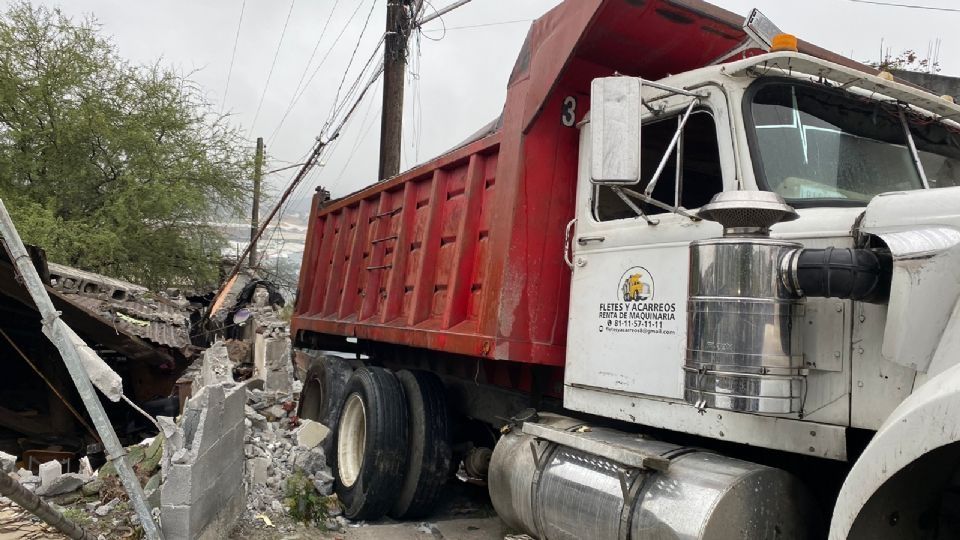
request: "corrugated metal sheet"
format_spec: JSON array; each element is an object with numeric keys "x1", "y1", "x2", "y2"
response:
[{"x1": 64, "y1": 294, "x2": 191, "y2": 350}]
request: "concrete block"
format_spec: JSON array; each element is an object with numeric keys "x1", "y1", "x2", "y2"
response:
[
  {"x1": 160, "y1": 504, "x2": 192, "y2": 540},
  {"x1": 247, "y1": 456, "x2": 270, "y2": 486},
  {"x1": 161, "y1": 463, "x2": 196, "y2": 506},
  {"x1": 195, "y1": 386, "x2": 226, "y2": 456},
  {"x1": 38, "y1": 460, "x2": 61, "y2": 487},
  {"x1": 221, "y1": 384, "x2": 246, "y2": 432},
  {"x1": 263, "y1": 337, "x2": 292, "y2": 393},
  {"x1": 200, "y1": 341, "x2": 233, "y2": 387},
  {"x1": 0, "y1": 451, "x2": 15, "y2": 474},
  {"x1": 253, "y1": 334, "x2": 267, "y2": 381},
  {"x1": 294, "y1": 419, "x2": 330, "y2": 449}
]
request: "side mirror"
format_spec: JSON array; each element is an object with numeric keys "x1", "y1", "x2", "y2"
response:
[{"x1": 590, "y1": 77, "x2": 642, "y2": 185}]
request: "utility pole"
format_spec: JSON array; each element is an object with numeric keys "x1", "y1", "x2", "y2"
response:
[
  {"x1": 379, "y1": 0, "x2": 412, "y2": 181},
  {"x1": 249, "y1": 137, "x2": 264, "y2": 268}
]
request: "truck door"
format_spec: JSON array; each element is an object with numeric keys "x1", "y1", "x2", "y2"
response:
[{"x1": 565, "y1": 89, "x2": 733, "y2": 400}]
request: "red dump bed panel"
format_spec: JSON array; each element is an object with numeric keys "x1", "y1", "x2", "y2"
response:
[{"x1": 290, "y1": 134, "x2": 549, "y2": 361}]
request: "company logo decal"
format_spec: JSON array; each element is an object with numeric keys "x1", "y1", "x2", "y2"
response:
[{"x1": 598, "y1": 266, "x2": 676, "y2": 335}]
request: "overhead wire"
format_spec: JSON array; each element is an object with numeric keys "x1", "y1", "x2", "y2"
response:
[
  {"x1": 322, "y1": 0, "x2": 382, "y2": 133},
  {"x1": 267, "y1": 0, "x2": 372, "y2": 144},
  {"x1": 250, "y1": 0, "x2": 298, "y2": 133},
  {"x1": 847, "y1": 0, "x2": 960, "y2": 11},
  {"x1": 266, "y1": 0, "x2": 344, "y2": 145},
  {"x1": 220, "y1": 0, "x2": 247, "y2": 113}
]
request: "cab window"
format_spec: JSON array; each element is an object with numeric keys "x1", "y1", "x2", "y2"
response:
[{"x1": 593, "y1": 110, "x2": 723, "y2": 222}]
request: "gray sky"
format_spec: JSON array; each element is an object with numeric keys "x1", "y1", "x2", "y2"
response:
[{"x1": 9, "y1": 0, "x2": 960, "y2": 205}]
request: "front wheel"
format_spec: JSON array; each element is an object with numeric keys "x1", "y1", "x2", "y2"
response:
[{"x1": 334, "y1": 367, "x2": 409, "y2": 520}]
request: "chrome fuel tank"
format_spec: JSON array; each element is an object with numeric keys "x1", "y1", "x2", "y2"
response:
[
  {"x1": 488, "y1": 415, "x2": 819, "y2": 540},
  {"x1": 684, "y1": 237, "x2": 806, "y2": 413}
]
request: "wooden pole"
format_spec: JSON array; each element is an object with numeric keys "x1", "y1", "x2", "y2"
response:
[
  {"x1": 249, "y1": 137, "x2": 264, "y2": 267},
  {"x1": 379, "y1": 0, "x2": 411, "y2": 181}
]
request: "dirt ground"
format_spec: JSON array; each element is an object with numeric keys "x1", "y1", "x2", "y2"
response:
[{"x1": 0, "y1": 478, "x2": 511, "y2": 540}]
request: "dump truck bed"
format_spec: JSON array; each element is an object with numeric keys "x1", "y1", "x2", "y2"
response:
[{"x1": 290, "y1": 0, "x2": 866, "y2": 366}]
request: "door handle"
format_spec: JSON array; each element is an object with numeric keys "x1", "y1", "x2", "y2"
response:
[{"x1": 577, "y1": 236, "x2": 605, "y2": 245}]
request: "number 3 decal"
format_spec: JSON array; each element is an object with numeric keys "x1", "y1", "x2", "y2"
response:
[{"x1": 561, "y1": 96, "x2": 577, "y2": 127}]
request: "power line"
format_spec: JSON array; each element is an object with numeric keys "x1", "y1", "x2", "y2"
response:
[
  {"x1": 847, "y1": 0, "x2": 960, "y2": 12},
  {"x1": 427, "y1": 19, "x2": 532, "y2": 31},
  {"x1": 250, "y1": 0, "x2": 298, "y2": 133},
  {"x1": 267, "y1": 0, "x2": 371, "y2": 144},
  {"x1": 267, "y1": 0, "x2": 343, "y2": 145},
  {"x1": 220, "y1": 0, "x2": 247, "y2": 112},
  {"x1": 324, "y1": 0, "x2": 380, "y2": 132}
]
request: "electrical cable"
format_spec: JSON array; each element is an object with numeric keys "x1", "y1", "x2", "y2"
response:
[
  {"x1": 220, "y1": 0, "x2": 247, "y2": 112},
  {"x1": 267, "y1": 0, "x2": 371, "y2": 143},
  {"x1": 266, "y1": 0, "x2": 343, "y2": 145},
  {"x1": 323, "y1": 0, "x2": 381, "y2": 132},
  {"x1": 250, "y1": 0, "x2": 298, "y2": 133},
  {"x1": 847, "y1": 0, "x2": 960, "y2": 12}
]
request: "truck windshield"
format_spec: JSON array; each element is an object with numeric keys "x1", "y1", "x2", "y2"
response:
[{"x1": 748, "y1": 81, "x2": 960, "y2": 204}]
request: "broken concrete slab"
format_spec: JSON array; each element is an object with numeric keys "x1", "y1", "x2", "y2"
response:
[
  {"x1": 293, "y1": 419, "x2": 330, "y2": 449},
  {"x1": 36, "y1": 472, "x2": 89, "y2": 497}
]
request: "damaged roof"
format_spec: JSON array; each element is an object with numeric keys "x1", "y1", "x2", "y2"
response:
[{"x1": 0, "y1": 248, "x2": 197, "y2": 365}]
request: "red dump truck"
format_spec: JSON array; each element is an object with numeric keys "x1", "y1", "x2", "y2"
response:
[{"x1": 292, "y1": 1, "x2": 960, "y2": 538}]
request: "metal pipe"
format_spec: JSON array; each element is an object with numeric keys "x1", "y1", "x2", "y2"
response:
[
  {"x1": 0, "y1": 200, "x2": 163, "y2": 540},
  {"x1": 0, "y1": 472, "x2": 95, "y2": 540},
  {"x1": 899, "y1": 108, "x2": 930, "y2": 189},
  {"x1": 644, "y1": 99, "x2": 698, "y2": 198},
  {"x1": 417, "y1": 0, "x2": 473, "y2": 26}
]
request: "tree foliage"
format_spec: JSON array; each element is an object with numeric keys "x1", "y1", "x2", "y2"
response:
[{"x1": 0, "y1": 2, "x2": 250, "y2": 289}]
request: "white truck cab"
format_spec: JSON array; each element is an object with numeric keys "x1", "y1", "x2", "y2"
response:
[{"x1": 555, "y1": 51, "x2": 960, "y2": 538}]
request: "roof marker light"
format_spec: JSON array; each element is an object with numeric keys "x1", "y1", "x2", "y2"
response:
[{"x1": 770, "y1": 33, "x2": 799, "y2": 53}]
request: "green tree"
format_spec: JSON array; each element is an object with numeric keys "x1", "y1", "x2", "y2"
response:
[{"x1": 0, "y1": 2, "x2": 251, "y2": 289}]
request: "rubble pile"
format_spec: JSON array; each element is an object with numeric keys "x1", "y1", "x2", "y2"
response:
[
  {"x1": 243, "y1": 386, "x2": 346, "y2": 532},
  {"x1": 0, "y1": 436, "x2": 164, "y2": 538}
]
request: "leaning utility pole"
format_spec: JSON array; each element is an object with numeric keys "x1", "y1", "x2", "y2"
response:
[
  {"x1": 249, "y1": 137, "x2": 264, "y2": 267},
  {"x1": 379, "y1": 0, "x2": 412, "y2": 181}
]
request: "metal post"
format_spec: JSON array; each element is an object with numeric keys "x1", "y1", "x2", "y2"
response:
[
  {"x1": 379, "y1": 0, "x2": 411, "y2": 181},
  {"x1": 0, "y1": 472, "x2": 95, "y2": 540},
  {"x1": 0, "y1": 200, "x2": 163, "y2": 540},
  {"x1": 249, "y1": 136, "x2": 264, "y2": 268}
]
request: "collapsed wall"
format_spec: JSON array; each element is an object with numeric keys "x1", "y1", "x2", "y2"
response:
[{"x1": 159, "y1": 383, "x2": 246, "y2": 540}]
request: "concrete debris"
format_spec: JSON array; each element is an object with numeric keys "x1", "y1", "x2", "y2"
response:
[
  {"x1": 38, "y1": 460, "x2": 61, "y2": 487},
  {"x1": 0, "y1": 450, "x2": 15, "y2": 474},
  {"x1": 78, "y1": 456, "x2": 93, "y2": 477},
  {"x1": 294, "y1": 419, "x2": 330, "y2": 450},
  {"x1": 36, "y1": 472, "x2": 90, "y2": 497},
  {"x1": 199, "y1": 341, "x2": 234, "y2": 387},
  {"x1": 242, "y1": 386, "x2": 342, "y2": 529},
  {"x1": 95, "y1": 497, "x2": 120, "y2": 516}
]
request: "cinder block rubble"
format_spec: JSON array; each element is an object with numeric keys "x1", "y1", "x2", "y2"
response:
[{"x1": 159, "y1": 383, "x2": 246, "y2": 540}]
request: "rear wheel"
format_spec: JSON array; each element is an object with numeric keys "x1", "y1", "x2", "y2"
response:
[
  {"x1": 391, "y1": 370, "x2": 452, "y2": 518},
  {"x1": 334, "y1": 367, "x2": 409, "y2": 520}
]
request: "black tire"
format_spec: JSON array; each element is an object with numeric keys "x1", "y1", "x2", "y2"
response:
[
  {"x1": 390, "y1": 370, "x2": 452, "y2": 519},
  {"x1": 334, "y1": 367, "x2": 409, "y2": 520},
  {"x1": 297, "y1": 355, "x2": 352, "y2": 461}
]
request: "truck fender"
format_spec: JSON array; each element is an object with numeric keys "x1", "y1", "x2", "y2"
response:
[{"x1": 830, "y1": 360, "x2": 960, "y2": 539}]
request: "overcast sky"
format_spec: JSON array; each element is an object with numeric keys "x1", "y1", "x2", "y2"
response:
[{"x1": 8, "y1": 0, "x2": 960, "y2": 205}]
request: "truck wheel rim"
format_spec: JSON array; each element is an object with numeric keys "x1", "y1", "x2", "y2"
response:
[{"x1": 338, "y1": 393, "x2": 366, "y2": 488}]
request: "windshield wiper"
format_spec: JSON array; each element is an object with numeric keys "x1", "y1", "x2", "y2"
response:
[{"x1": 899, "y1": 107, "x2": 930, "y2": 189}]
